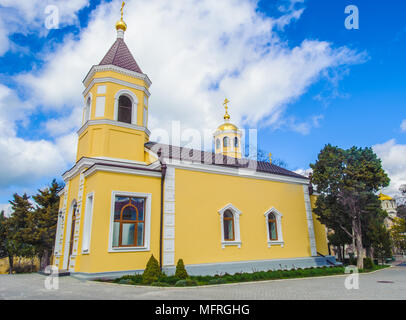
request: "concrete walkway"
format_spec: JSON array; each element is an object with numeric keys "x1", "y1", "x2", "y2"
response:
[{"x1": 0, "y1": 265, "x2": 405, "y2": 300}]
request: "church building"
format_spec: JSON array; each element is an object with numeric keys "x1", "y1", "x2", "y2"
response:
[{"x1": 53, "y1": 8, "x2": 334, "y2": 279}]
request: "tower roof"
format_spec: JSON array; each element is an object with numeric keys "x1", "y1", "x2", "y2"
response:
[{"x1": 99, "y1": 38, "x2": 143, "y2": 74}]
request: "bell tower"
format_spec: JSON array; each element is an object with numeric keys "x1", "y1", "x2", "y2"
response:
[
  {"x1": 213, "y1": 99, "x2": 242, "y2": 158},
  {"x1": 77, "y1": 2, "x2": 151, "y2": 163}
]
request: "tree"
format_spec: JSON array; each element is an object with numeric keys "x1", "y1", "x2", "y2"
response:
[
  {"x1": 175, "y1": 259, "x2": 188, "y2": 279},
  {"x1": 142, "y1": 255, "x2": 162, "y2": 284},
  {"x1": 371, "y1": 224, "x2": 392, "y2": 264},
  {"x1": 391, "y1": 218, "x2": 406, "y2": 254},
  {"x1": 311, "y1": 144, "x2": 390, "y2": 269},
  {"x1": 0, "y1": 211, "x2": 8, "y2": 259},
  {"x1": 30, "y1": 179, "x2": 63, "y2": 270}
]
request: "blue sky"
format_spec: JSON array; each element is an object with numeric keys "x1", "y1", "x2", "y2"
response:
[{"x1": 0, "y1": 0, "x2": 405, "y2": 211}]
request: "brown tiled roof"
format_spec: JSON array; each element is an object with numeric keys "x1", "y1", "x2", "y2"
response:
[
  {"x1": 99, "y1": 38, "x2": 143, "y2": 74},
  {"x1": 145, "y1": 142, "x2": 308, "y2": 181}
]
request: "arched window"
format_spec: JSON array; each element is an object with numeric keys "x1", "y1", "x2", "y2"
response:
[
  {"x1": 223, "y1": 136, "x2": 230, "y2": 148},
  {"x1": 117, "y1": 95, "x2": 132, "y2": 124},
  {"x1": 223, "y1": 210, "x2": 235, "y2": 241},
  {"x1": 234, "y1": 137, "x2": 239, "y2": 148},
  {"x1": 113, "y1": 196, "x2": 145, "y2": 247},
  {"x1": 216, "y1": 138, "x2": 220, "y2": 149},
  {"x1": 267, "y1": 213, "x2": 277, "y2": 240}
]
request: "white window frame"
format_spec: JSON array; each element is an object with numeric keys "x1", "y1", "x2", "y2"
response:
[
  {"x1": 218, "y1": 203, "x2": 242, "y2": 248},
  {"x1": 108, "y1": 191, "x2": 152, "y2": 252},
  {"x1": 83, "y1": 93, "x2": 92, "y2": 124},
  {"x1": 114, "y1": 89, "x2": 138, "y2": 126},
  {"x1": 81, "y1": 192, "x2": 95, "y2": 254},
  {"x1": 264, "y1": 207, "x2": 284, "y2": 248}
]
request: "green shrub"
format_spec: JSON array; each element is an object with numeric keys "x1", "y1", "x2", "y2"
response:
[
  {"x1": 208, "y1": 278, "x2": 226, "y2": 285},
  {"x1": 142, "y1": 255, "x2": 162, "y2": 284},
  {"x1": 175, "y1": 279, "x2": 198, "y2": 287},
  {"x1": 151, "y1": 282, "x2": 170, "y2": 287},
  {"x1": 175, "y1": 259, "x2": 188, "y2": 279},
  {"x1": 118, "y1": 279, "x2": 133, "y2": 285},
  {"x1": 363, "y1": 258, "x2": 375, "y2": 270}
]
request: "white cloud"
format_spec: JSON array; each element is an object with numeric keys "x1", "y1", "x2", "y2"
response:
[
  {"x1": 294, "y1": 168, "x2": 312, "y2": 177},
  {"x1": 0, "y1": 203, "x2": 11, "y2": 217},
  {"x1": 0, "y1": 0, "x2": 366, "y2": 198},
  {"x1": 373, "y1": 139, "x2": 406, "y2": 197},
  {"x1": 401, "y1": 119, "x2": 406, "y2": 132}
]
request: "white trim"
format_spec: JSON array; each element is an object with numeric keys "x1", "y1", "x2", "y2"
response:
[
  {"x1": 114, "y1": 89, "x2": 138, "y2": 125},
  {"x1": 77, "y1": 119, "x2": 150, "y2": 137},
  {"x1": 83, "y1": 93, "x2": 92, "y2": 125},
  {"x1": 164, "y1": 158, "x2": 309, "y2": 185},
  {"x1": 63, "y1": 199, "x2": 76, "y2": 270},
  {"x1": 81, "y1": 192, "x2": 95, "y2": 254},
  {"x1": 218, "y1": 203, "x2": 242, "y2": 248},
  {"x1": 163, "y1": 166, "x2": 176, "y2": 266},
  {"x1": 83, "y1": 77, "x2": 151, "y2": 99},
  {"x1": 83, "y1": 65, "x2": 152, "y2": 88},
  {"x1": 84, "y1": 164, "x2": 161, "y2": 179},
  {"x1": 264, "y1": 207, "x2": 284, "y2": 248},
  {"x1": 108, "y1": 191, "x2": 152, "y2": 253},
  {"x1": 62, "y1": 157, "x2": 159, "y2": 182},
  {"x1": 303, "y1": 185, "x2": 317, "y2": 256}
]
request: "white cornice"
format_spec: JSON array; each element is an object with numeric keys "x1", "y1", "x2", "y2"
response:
[
  {"x1": 83, "y1": 64, "x2": 152, "y2": 88},
  {"x1": 77, "y1": 119, "x2": 151, "y2": 137},
  {"x1": 83, "y1": 77, "x2": 151, "y2": 98},
  {"x1": 62, "y1": 157, "x2": 160, "y2": 182},
  {"x1": 84, "y1": 164, "x2": 161, "y2": 179},
  {"x1": 165, "y1": 158, "x2": 309, "y2": 185}
]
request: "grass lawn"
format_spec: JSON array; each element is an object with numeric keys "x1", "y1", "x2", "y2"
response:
[{"x1": 104, "y1": 264, "x2": 390, "y2": 287}]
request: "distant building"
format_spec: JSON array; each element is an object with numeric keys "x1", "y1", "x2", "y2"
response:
[{"x1": 379, "y1": 192, "x2": 398, "y2": 229}]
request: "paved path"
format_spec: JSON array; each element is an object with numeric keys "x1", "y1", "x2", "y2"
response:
[{"x1": 0, "y1": 265, "x2": 405, "y2": 300}]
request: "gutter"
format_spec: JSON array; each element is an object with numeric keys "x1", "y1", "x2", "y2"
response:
[{"x1": 158, "y1": 150, "x2": 167, "y2": 270}]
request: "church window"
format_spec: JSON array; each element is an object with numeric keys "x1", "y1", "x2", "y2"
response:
[
  {"x1": 223, "y1": 136, "x2": 229, "y2": 147},
  {"x1": 216, "y1": 139, "x2": 220, "y2": 149},
  {"x1": 113, "y1": 196, "x2": 145, "y2": 247},
  {"x1": 264, "y1": 208, "x2": 284, "y2": 247},
  {"x1": 218, "y1": 204, "x2": 242, "y2": 248},
  {"x1": 268, "y1": 213, "x2": 277, "y2": 240},
  {"x1": 117, "y1": 95, "x2": 132, "y2": 124},
  {"x1": 223, "y1": 210, "x2": 235, "y2": 241},
  {"x1": 234, "y1": 137, "x2": 239, "y2": 148},
  {"x1": 84, "y1": 97, "x2": 91, "y2": 123}
]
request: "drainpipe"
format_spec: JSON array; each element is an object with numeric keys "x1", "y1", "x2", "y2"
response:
[{"x1": 158, "y1": 150, "x2": 167, "y2": 270}]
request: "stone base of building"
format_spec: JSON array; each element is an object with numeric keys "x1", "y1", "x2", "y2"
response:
[{"x1": 70, "y1": 256, "x2": 339, "y2": 280}]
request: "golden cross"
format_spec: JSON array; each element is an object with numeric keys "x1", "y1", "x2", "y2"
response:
[
  {"x1": 121, "y1": 1, "x2": 125, "y2": 20},
  {"x1": 223, "y1": 98, "x2": 230, "y2": 120}
]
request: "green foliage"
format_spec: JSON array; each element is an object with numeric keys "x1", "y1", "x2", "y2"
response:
[
  {"x1": 363, "y1": 258, "x2": 375, "y2": 270},
  {"x1": 142, "y1": 255, "x2": 162, "y2": 284},
  {"x1": 174, "y1": 259, "x2": 188, "y2": 279},
  {"x1": 175, "y1": 279, "x2": 198, "y2": 287},
  {"x1": 151, "y1": 282, "x2": 170, "y2": 287},
  {"x1": 391, "y1": 218, "x2": 406, "y2": 253},
  {"x1": 372, "y1": 224, "x2": 392, "y2": 264},
  {"x1": 310, "y1": 144, "x2": 390, "y2": 269}
]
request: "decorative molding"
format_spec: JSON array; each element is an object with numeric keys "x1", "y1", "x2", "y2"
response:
[
  {"x1": 264, "y1": 207, "x2": 284, "y2": 248},
  {"x1": 303, "y1": 185, "x2": 317, "y2": 257},
  {"x1": 108, "y1": 191, "x2": 152, "y2": 253},
  {"x1": 218, "y1": 203, "x2": 242, "y2": 249},
  {"x1": 77, "y1": 119, "x2": 151, "y2": 137},
  {"x1": 83, "y1": 164, "x2": 161, "y2": 179},
  {"x1": 62, "y1": 156, "x2": 159, "y2": 182},
  {"x1": 164, "y1": 158, "x2": 309, "y2": 186},
  {"x1": 54, "y1": 186, "x2": 69, "y2": 267},
  {"x1": 83, "y1": 65, "x2": 152, "y2": 89},
  {"x1": 163, "y1": 166, "x2": 176, "y2": 266},
  {"x1": 63, "y1": 198, "x2": 76, "y2": 270}
]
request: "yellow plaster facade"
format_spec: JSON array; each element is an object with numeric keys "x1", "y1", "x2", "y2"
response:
[{"x1": 52, "y1": 16, "x2": 330, "y2": 277}]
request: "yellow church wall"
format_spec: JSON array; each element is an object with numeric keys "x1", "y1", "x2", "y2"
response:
[
  {"x1": 174, "y1": 168, "x2": 313, "y2": 266},
  {"x1": 76, "y1": 124, "x2": 148, "y2": 162},
  {"x1": 310, "y1": 195, "x2": 329, "y2": 256},
  {"x1": 75, "y1": 171, "x2": 161, "y2": 273}
]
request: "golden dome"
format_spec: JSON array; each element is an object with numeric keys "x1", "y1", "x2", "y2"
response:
[
  {"x1": 116, "y1": 19, "x2": 127, "y2": 31},
  {"x1": 217, "y1": 122, "x2": 238, "y2": 131},
  {"x1": 378, "y1": 192, "x2": 393, "y2": 201}
]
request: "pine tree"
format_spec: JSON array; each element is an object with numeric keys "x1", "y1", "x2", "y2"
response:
[
  {"x1": 31, "y1": 179, "x2": 64, "y2": 270},
  {"x1": 175, "y1": 259, "x2": 188, "y2": 279},
  {"x1": 142, "y1": 255, "x2": 162, "y2": 284}
]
